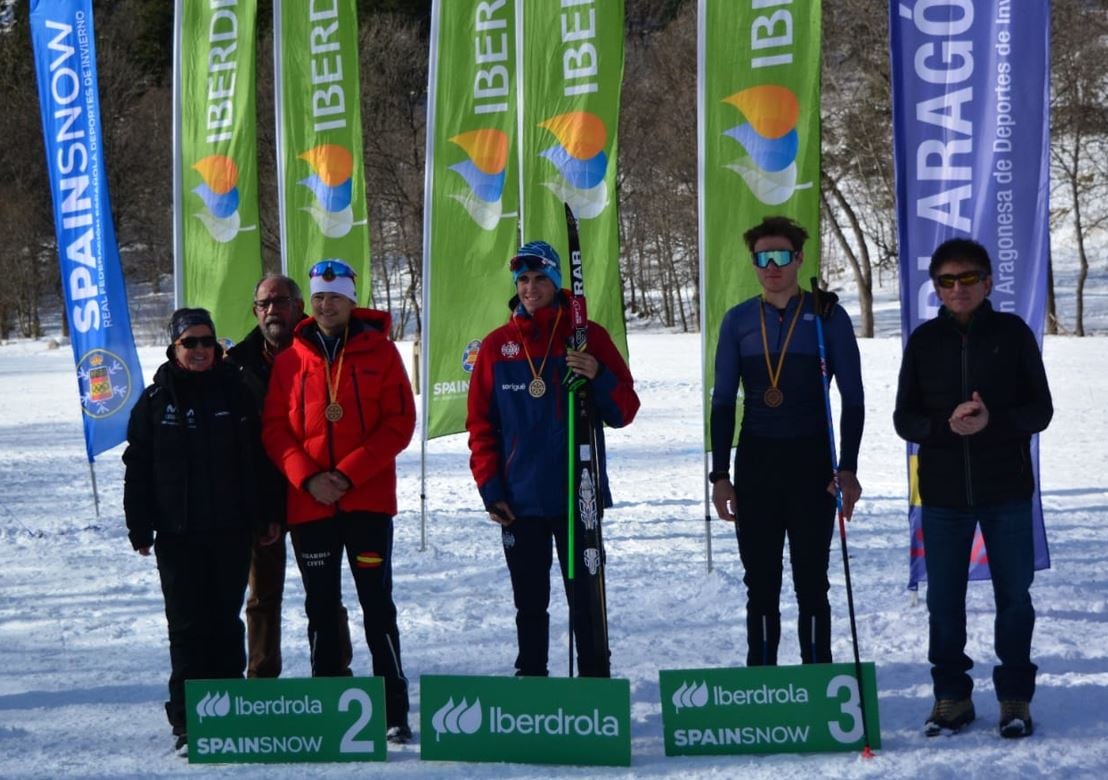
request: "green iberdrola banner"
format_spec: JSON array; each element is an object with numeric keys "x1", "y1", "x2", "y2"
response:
[
  {"x1": 423, "y1": 0, "x2": 520, "y2": 438},
  {"x1": 275, "y1": 0, "x2": 371, "y2": 302},
  {"x1": 518, "y1": 0, "x2": 628, "y2": 359},
  {"x1": 173, "y1": 0, "x2": 262, "y2": 343},
  {"x1": 699, "y1": 0, "x2": 821, "y2": 443}
]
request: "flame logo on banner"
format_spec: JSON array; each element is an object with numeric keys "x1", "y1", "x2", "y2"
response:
[
  {"x1": 192, "y1": 155, "x2": 251, "y2": 243},
  {"x1": 431, "y1": 696, "x2": 483, "y2": 741},
  {"x1": 448, "y1": 129, "x2": 509, "y2": 230},
  {"x1": 298, "y1": 144, "x2": 357, "y2": 237},
  {"x1": 721, "y1": 85, "x2": 811, "y2": 206},
  {"x1": 671, "y1": 681, "x2": 709, "y2": 711},
  {"x1": 537, "y1": 111, "x2": 609, "y2": 219}
]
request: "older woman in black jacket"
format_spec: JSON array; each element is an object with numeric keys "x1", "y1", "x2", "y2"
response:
[{"x1": 123, "y1": 308, "x2": 278, "y2": 753}]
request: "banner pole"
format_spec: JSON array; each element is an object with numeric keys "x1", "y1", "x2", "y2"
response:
[{"x1": 88, "y1": 461, "x2": 101, "y2": 520}]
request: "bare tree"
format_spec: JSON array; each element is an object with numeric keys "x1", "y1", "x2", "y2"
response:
[
  {"x1": 620, "y1": 1, "x2": 698, "y2": 329},
  {"x1": 359, "y1": 12, "x2": 428, "y2": 340},
  {"x1": 1050, "y1": 0, "x2": 1108, "y2": 336},
  {"x1": 820, "y1": 0, "x2": 897, "y2": 337},
  {"x1": 0, "y1": 3, "x2": 54, "y2": 338}
]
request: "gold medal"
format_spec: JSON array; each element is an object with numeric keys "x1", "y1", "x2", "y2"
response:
[
  {"x1": 763, "y1": 387, "x2": 784, "y2": 408},
  {"x1": 528, "y1": 378, "x2": 547, "y2": 398},
  {"x1": 321, "y1": 325, "x2": 348, "y2": 424}
]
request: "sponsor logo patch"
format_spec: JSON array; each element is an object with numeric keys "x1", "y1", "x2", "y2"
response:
[{"x1": 500, "y1": 341, "x2": 520, "y2": 358}]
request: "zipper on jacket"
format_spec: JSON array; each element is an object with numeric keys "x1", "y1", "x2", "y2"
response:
[
  {"x1": 960, "y1": 332, "x2": 974, "y2": 507},
  {"x1": 351, "y1": 370, "x2": 366, "y2": 433}
]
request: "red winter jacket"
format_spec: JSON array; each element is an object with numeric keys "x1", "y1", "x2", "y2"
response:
[
  {"x1": 466, "y1": 292, "x2": 639, "y2": 517},
  {"x1": 262, "y1": 309, "x2": 415, "y2": 525}
]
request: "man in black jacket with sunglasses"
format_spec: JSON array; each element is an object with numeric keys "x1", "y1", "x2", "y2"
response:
[{"x1": 894, "y1": 238, "x2": 1053, "y2": 740}]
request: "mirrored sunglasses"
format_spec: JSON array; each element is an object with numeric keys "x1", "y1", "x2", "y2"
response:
[
  {"x1": 752, "y1": 249, "x2": 796, "y2": 269},
  {"x1": 509, "y1": 254, "x2": 556, "y2": 273},
  {"x1": 176, "y1": 335, "x2": 217, "y2": 349},
  {"x1": 309, "y1": 260, "x2": 356, "y2": 282},
  {"x1": 935, "y1": 271, "x2": 983, "y2": 289}
]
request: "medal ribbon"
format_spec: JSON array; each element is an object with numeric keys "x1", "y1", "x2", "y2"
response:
[
  {"x1": 323, "y1": 324, "x2": 349, "y2": 410},
  {"x1": 759, "y1": 291, "x2": 805, "y2": 398},
  {"x1": 515, "y1": 307, "x2": 563, "y2": 389}
]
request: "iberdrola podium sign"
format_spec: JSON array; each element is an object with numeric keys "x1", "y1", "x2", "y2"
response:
[{"x1": 420, "y1": 675, "x2": 631, "y2": 766}]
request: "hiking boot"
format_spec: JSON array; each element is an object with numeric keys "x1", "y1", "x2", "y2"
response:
[
  {"x1": 999, "y1": 700, "x2": 1033, "y2": 739},
  {"x1": 924, "y1": 698, "x2": 975, "y2": 736},
  {"x1": 386, "y1": 723, "x2": 413, "y2": 744},
  {"x1": 173, "y1": 732, "x2": 188, "y2": 756}
]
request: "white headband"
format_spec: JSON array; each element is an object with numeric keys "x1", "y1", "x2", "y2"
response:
[{"x1": 310, "y1": 275, "x2": 357, "y2": 303}]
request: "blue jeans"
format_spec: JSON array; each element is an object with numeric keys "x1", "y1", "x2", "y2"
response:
[{"x1": 922, "y1": 500, "x2": 1037, "y2": 702}]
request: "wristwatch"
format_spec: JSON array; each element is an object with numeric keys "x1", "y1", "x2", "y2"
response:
[{"x1": 708, "y1": 470, "x2": 730, "y2": 484}]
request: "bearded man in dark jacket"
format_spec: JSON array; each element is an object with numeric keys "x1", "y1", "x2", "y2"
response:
[
  {"x1": 226, "y1": 274, "x2": 353, "y2": 680},
  {"x1": 894, "y1": 238, "x2": 1053, "y2": 740},
  {"x1": 124, "y1": 308, "x2": 279, "y2": 753}
]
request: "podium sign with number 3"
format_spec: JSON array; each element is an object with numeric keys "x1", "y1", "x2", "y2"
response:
[{"x1": 659, "y1": 663, "x2": 880, "y2": 756}]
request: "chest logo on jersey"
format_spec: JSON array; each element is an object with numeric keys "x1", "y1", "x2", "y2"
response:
[{"x1": 501, "y1": 341, "x2": 521, "y2": 358}]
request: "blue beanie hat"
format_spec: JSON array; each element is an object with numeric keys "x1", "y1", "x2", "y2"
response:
[{"x1": 510, "y1": 241, "x2": 562, "y2": 290}]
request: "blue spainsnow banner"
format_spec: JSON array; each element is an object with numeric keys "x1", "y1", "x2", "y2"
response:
[
  {"x1": 31, "y1": 0, "x2": 143, "y2": 462},
  {"x1": 890, "y1": 0, "x2": 1051, "y2": 588}
]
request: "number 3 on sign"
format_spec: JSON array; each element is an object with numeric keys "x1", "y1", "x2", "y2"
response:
[
  {"x1": 825, "y1": 675, "x2": 863, "y2": 743},
  {"x1": 339, "y1": 688, "x2": 375, "y2": 753}
]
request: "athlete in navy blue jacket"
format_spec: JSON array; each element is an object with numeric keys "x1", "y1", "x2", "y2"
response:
[
  {"x1": 467, "y1": 240, "x2": 639, "y2": 677},
  {"x1": 710, "y1": 216, "x2": 864, "y2": 667}
]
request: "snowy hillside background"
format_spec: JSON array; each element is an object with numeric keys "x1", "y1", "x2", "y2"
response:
[{"x1": 1, "y1": 254, "x2": 1107, "y2": 778}]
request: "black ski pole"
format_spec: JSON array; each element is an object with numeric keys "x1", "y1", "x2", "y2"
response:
[
  {"x1": 567, "y1": 388, "x2": 577, "y2": 678},
  {"x1": 811, "y1": 278, "x2": 875, "y2": 758}
]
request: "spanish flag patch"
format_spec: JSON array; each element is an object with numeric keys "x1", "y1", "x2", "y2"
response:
[{"x1": 356, "y1": 551, "x2": 383, "y2": 569}]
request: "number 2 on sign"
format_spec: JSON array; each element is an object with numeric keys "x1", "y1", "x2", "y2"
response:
[
  {"x1": 339, "y1": 688, "x2": 375, "y2": 753},
  {"x1": 825, "y1": 675, "x2": 863, "y2": 743}
]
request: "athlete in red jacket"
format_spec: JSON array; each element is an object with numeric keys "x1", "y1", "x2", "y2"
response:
[
  {"x1": 262, "y1": 259, "x2": 415, "y2": 743},
  {"x1": 466, "y1": 241, "x2": 639, "y2": 677}
]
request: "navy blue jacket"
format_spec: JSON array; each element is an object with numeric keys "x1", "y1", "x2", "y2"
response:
[{"x1": 711, "y1": 292, "x2": 864, "y2": 476}]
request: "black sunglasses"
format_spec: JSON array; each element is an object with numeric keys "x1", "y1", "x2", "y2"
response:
[
  {"x1": 176, "y1": 335, "x2": 218, "y2": 349},
  {"x1": 935, "y1": 271, "x2": 984, "y2": 289}
]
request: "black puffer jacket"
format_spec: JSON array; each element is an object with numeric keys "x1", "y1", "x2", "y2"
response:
[
  {"x1": 123, "y1": 356, "x2": 261, "y2": 549},
  {"x1": 893, "y1": 300, "x2": 1053, "y2": 508}
]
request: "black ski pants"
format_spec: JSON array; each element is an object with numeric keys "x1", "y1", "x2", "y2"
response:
[
  {"x1": 733, "y1": 433, "x2": 836, "y2": 666},
  {"x1": 502, "y1": 514, "x2": 609, "y2": 678},
  {"x1": 155, "y1": 530, "x2": 251, "y2": 730},
  {"x1": 290, "y1": 511, "x2": 409, "y2": 727}
]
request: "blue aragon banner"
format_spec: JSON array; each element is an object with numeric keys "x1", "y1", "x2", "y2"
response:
[
  {"x1": 890, "y1": 0, "x2": 1051, "y2": 588},
  {"x1": 31, "y1": 0, "x2": 143, "y2": 462}
]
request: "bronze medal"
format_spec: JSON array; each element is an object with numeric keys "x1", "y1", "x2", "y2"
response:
[
  {"x1": 324, "y1": 402, "x2": 344, "y2": 422},
  {"x1": 514, "y1": 307, "x2": 563, "y2": 402},
  {"x1": 758, "y1": 291, "x2": 804, "y2": 414}
]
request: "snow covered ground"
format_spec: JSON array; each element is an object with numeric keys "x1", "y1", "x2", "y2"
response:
[{"x1": 1, "y1": 329, "x2": 1106, "y2": 778}]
